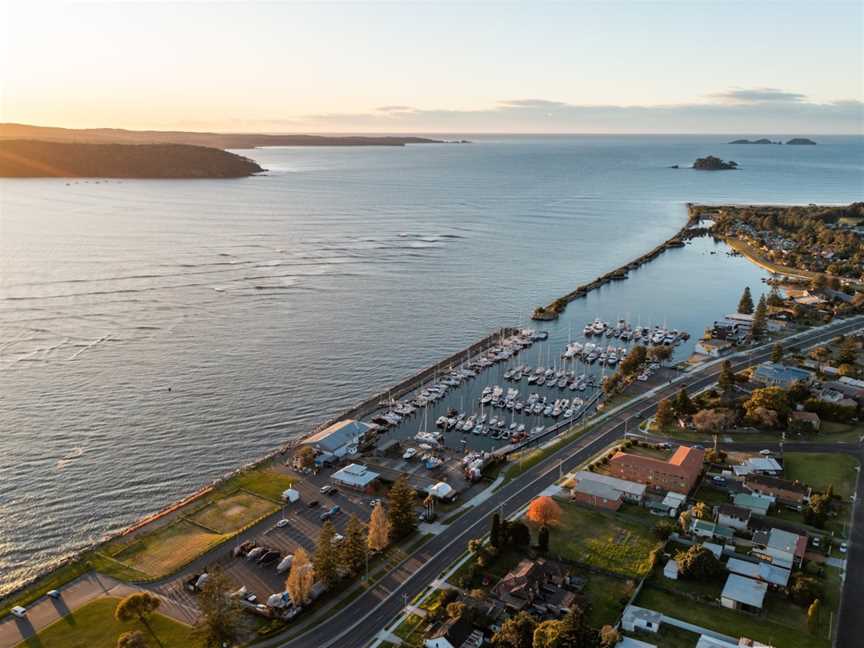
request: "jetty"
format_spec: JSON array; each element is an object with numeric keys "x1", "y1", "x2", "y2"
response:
[{"x1": 531, "y1": 206, "x2": 701, "y2": 320}]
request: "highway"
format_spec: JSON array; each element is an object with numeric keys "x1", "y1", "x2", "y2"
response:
[{"x1": 263, "y1": 314, "x2": 864, "y2": 648}]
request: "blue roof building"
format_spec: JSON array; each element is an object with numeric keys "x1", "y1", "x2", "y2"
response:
[{"x1": 751, "y1": 362, "x2": 813, "y2": 389}]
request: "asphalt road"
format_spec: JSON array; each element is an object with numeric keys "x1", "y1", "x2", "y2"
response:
[{"x1": 262, "y1": 315, "x2": 864, "y2": 648}]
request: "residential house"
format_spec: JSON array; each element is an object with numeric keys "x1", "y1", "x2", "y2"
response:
[
  {"x1": 424, "y1": 617, "x2": 483, "y2": 648},
  {"x1": 716, "y1": 504, "x2": 751, "y2": 530},
  {"x1": 750, "y1": 362, "x2": 814, "y2": 389},
  {"x1": 733, "y1": 492, "x2": 774, "y2": 516},
  {"x1": 490, "y1": 559, "x2": 574, "y2": 614},
  {"x1": 732, "y1": 456, "x2": 783, "y2": 477},
  {"x1": 570, "y1": 471, "x2": 646, "y2": 511},
  {"x1": 752, "y1": 528, "x2": 807, "y2": 568},
  {"x1": 663, "y1": 559, "x2": 679, "y2": 580},
  {"x1": 726, "y1": 557, "x2": 791, "y2": 589},
  {"x1": 720, "y1": 574, "x2": 767, "y2": 612},
  {"x1": 608, "y1": 445, "x2": 705, "y2": 494},
  {"x1": 621, "y1": 605, "x2": 662, "y2": 634},
  {"x1": 744, "y1": 474, "x2": 811, "y2": 509},
  {"x1": 823, "y1": 380, "x2": 864, "y2": 403},
  {"x1": 790, "y1": 411, "x2": 821, "y2": 432}
]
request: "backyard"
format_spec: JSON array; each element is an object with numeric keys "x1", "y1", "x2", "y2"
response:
[
  {"x1": 783, "y1": 452, "x2": 859, "y2": 498},
  {"x1": 546, "y1": 499, "x2": 663, "y2": 578},
  {"x1": 15, "y1": 597, "x2": 197, "y2": 648}
]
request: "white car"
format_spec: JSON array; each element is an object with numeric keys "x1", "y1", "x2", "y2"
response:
[
  {"x1": 840, "y1": 542, "x2": 848, "y2": 554},
  {"x1": 11, "y1": 606, "x2": 26, "y2": 618},
  {"x1": 759, "y1": 449, "x2": 773, "y2": 456},
  {"x1": 276, "y1": 519, "x2": 290, "y2": 528}
]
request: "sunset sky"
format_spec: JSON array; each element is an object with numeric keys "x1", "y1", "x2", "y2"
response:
[{"x1": 1, "y1": 1, "x2": 862, "y2": 134}]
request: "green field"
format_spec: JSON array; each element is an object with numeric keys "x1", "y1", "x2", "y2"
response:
[
  {"x1": 544, "y1": 499, "x2": 663, "y2": 578},
  {"x1": 221, "y1": 468, "x2": 295, "y2": 502},
  {"x1": 583, "y1": 573, "x2": 635, "y2": 627},
  {"x1": 636, "y1": 585, "x2": 833, "y2": 648},
  {"x1": 783, "y1": 452, "x2": 859, "y2": 497},
  {"x1": 112, "y1": 520, "x2": 226, "y2": 577},
  {"x1": 189, "y1": 490, "x2": 278, "y2": 534},
  {"x1": 15, "y1": 597, "x2": 197, "y2": 648}
]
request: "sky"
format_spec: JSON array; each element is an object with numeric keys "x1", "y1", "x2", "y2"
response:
[{"x1": 1, "y1": 0, "x2": 862, "y2": 134}]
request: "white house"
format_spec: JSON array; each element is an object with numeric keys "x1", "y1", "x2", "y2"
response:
[
  {"x1": 621, "y1": 605, "x2": 662, "y2": 634},
  {"x1": 330, "y1": 463, "x2": 380, "y2": 491}
]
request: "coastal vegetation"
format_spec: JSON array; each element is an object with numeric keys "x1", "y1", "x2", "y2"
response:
[
  {"x1": 703, "y1": 202, "x2": 864, "y2": 282},
  {"x1": 0, "y1": 122, "x2": 448, "y2": 148},
  {"x1": 0, "y1": 140, "x2": 264, "y2": 178},
  {"x1": 787, "y1": 138, "x2": 818, "y2": 145},
  {"x1": 729, "y1": 138, "x2": 780, "y2": 145}
]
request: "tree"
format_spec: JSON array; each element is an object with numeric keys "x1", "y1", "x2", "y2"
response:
[
  {"x1": 808, "y1": 598, "x2": 821, "y2": 632},
  {"x1": 490, "y1": 512, "x2": 502, "y2": 548},
  {"x1": 767, "y1": 285, "x2": 784, "y2": 307},
  {"x1": 752, "y1": 295, "x2": 768, "y2": 338},
  {"x1": 340, "y1": 514, "x2": 368, "y2": 576},
  {"x1": 804, "y1": 493, "x2": 830, "y2": 528},
  {"x1": 771, "y1": 343, "x2": 784, "y2": 363},
  {"x1": 674, "y1": 387, "x2": 695, "y2": 417},
  {"x1": 676, "y1": 544, "x2": 724, "y2": 580},
  {"x1": 693, "y1": 409, "x2": 733, "y2": 435},
  {"x1": 838, "y1": 337, "x2": 858, "y2": 365},
  {"x1": 115, "y1": 593, "x2": 160, "y2": 632},
  {"x1": 295, "y1": 445, "x2": 316, "y2": 470},
  {"x1": 718, "y1": 360, "x2": 736, "y2": 393},
  {"x1": 533, "y1": 619, "x2": 561, "y2": 648},
  {"x1": 116, "y1": 631, "x2": 148, "y2": 648},
  {"x1": 619, "y1": 345, "x2": 647, "y2": 376},
  {"x1": 194, "y1": 568, "x2": 243, "y2": 648},
  {"x1": 508, "y1": 521, "x2": 531, "y2": 547},
  {"x1": 286, "y1": 547, "x2": 314, "y2": 606},
  {"x1": 537, "y1": 525, "x2": 550, "y2": 553},
  {"x1": 738, "y1": 286, "x2": 754, "y2": 314},
  {"x1": 678, "y1": 508, "x2": 692, "y2": 533},
  {"x1": 314, "y1": 520, "x2": 339, "y2": 588},
  {"x1": 599, "y1": 625, "x2": 620, "y2": 647},
  {"x1": 655, "y1": 398, "x2": 676, "y2": 430},
  {"x1": 654, "y1": 519, "x2": 675, "y2": 540},
  {"x1": 691, "y1": 501, "x2": 710, "y2": 520},
  {"x1": 554, "y1": 609, "x2": 601, "y2": 647},
  {"x1": 648, "y1": 345, "x2": 673, "y2": 363},
  {"x1": 745, "y1": 386, "x2": 791, "y2": 427},
  {"x1": 492, "y1": 610, "x2": 537, "y2": 648},
  {"x1": 446, "y1": 601, "x2": 466, "y2": 620},
  {"x1": 526, "y1": 496, "x2": 563, "y2": 527},
  {"x1": 811, "y1": 273, "x2": 828, "y2": 291},
  {"x1": 387, "y1": 475, "x2": 417, "y2": 541},
  {"x1": 367, "y1": 502, "x2": 391, "y2": 552},
  {"x1": 790, "y1": 573, "x2": 822, "y2": 606},
  {"x1": 704, "y1": 447, "x2": 727, "y2": 465}
]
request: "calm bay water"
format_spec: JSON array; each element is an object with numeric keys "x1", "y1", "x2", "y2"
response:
[{"x1": 1, "y1": 135, "x2": 862, "y2": 593}]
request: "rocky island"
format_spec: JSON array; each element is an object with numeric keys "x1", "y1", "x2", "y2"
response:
[
  {"x1": 786, "y1": 137, "x2": 817, "y2": 145},
  {"x1": 692, "y1": 155, "x2": 738, "y2": 170},
  {"x1": 0, "y1": 140, "x2": 264, "y2": 178},
  {"x1": 729, "y1": 138, "x2": 781, "y2": 145}
]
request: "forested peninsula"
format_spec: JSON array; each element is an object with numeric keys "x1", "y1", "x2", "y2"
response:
[{"x1": 0, "y1": 140, "x2": 264, "y2": 178}]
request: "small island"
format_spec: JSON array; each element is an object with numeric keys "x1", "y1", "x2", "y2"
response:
[
  {"x1": 0, "y1": 140, "x2": 264, "y2": 178},
  {"x1": 729, "y1": 138, "x2": 781, "y2": 145},
  {"x1": 787, "y1": 137, "x2": 817, "y2": 145},
  {"x1": 692, "y1": 155, "x2": 738, "y2": 170}
]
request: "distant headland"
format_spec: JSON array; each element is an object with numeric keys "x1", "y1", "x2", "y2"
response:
[
  {"x1": 786, "y1": 137, "x2": 817, "y2": 145},
  {"x1": 0, "y1": 140, "x2": 264, "y2": 178},
  {"x1": 0, "y1": 123, "x2": 453, "y2": 149}
]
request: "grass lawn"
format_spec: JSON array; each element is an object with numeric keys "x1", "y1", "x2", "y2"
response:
[
  {"x1": 815, "y1": 421, "x2": 864, "y2": 443},
  {"x1": 583, "y1": 573, "x2": 635, "y2": 627},
  {"x1": 636, "y1": 585, "x2": 831, "y2": 648},
  {"x1": 15, "y1": 597, "x2": 197, "y2": 648},
  {"x1": 623, "y1": 625, "x2": 699, "y2": 648},
  {"x1": 693, "y1": 484, "x2": 731, "y2": 508},
  {"x1": 220, "y1": 467, "x2": 295, "y2": 502},
  {"x1": 112, "y1": 520, "x2": 226, "y2": 577},
  {"x1": 783, "y1": 452, "x2": 859, "y2": 497},
  {"x1": 545, "y1": 500, "x2": 663, "y2": 578},
  {"x1": 188, "y1": 491, "x2": 278, "y2": 534}
]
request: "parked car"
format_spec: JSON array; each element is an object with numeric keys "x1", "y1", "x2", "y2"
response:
[
  {"x1": 11, "y1": 606, "x2": 26, "y2": 618},
  {"x1": 840, "y1": 542, "x2": 848, "y2": 554},
  {"x1": 320, "y1": 510, "x2": 333, "y2": 521},
  {"x1": 307, "y1": 499, "x2": 320, "y2": 508},
  {"x1": 276, "y1": 519, "x2": 290, "y2": 528},
  {"x1": 711, "y1": 475, "x2": 726, "y2": 484},
  {"x1": 329, "y1": 505, "x2": 341, "y2": 515},
  {"x1": 259, "y1": 550, "x2": 281, "y2": 566},
  {"x1": 320, "y1": 485, "x2": 337, "y2": 495},
  {"x1": 759, "y1": 449, "x2": 773, "y2": 456},
  {"x1": 246, "y1": 547, "x2": 266, "y2": 561},
  {"x1": 332, "y1": 533, "x2": 345, "y2": 544},
  {"x1": 47, "y1": 590, "x2": 61, "y2": 599},
  {"x1": 245, "y1": 593, "x2": 257, "y2": 603},
  {"x1": 234, "y1": 540, "x2": 256, "y2": 557}
]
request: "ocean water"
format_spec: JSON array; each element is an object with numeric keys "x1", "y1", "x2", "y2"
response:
[{"x1": 0, "y1": 135, "x2": 862, "y2": 594}]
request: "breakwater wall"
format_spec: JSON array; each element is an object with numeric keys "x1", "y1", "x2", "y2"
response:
[
  {"x1": 532, "y1": 205, "x2": 701, "y2": 320},
  {"x1": 303, "y1": 326, "x2": 521, "y2": 439}
]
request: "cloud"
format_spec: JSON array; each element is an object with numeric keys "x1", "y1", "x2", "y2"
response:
[
  {"x1": 376, "y1": 105, "x2": 416, "y2": 113},
  {"x1": 247, "y1": 89, "x2": 863, "y2": 134},
  {"x1": 707, "y1": 87, "x2": 808, "y2": 104}
]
